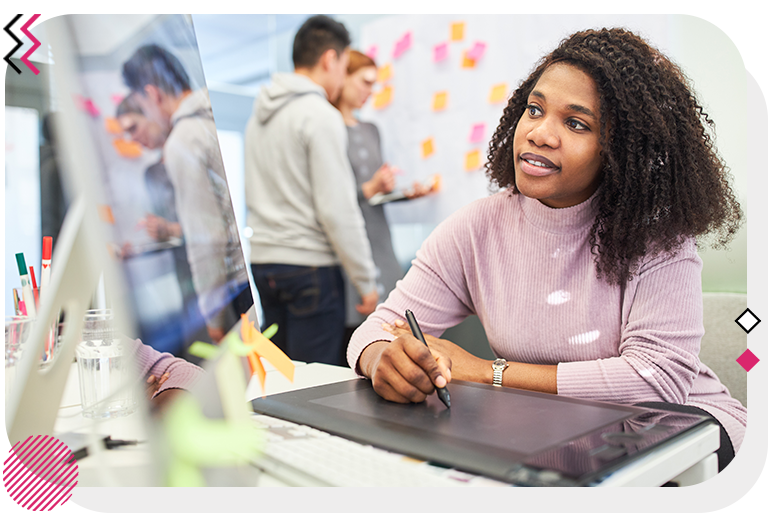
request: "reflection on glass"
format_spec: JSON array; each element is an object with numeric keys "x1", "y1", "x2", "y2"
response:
[{"x1": 62, "y1": 15, "x2": 252, "y2": 356}]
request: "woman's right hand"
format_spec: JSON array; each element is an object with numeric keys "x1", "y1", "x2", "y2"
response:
[
  {"x1": 362, "y1": 164, "x2": 396, "y2": 199},
  {"x1": 358, "y1": 336, "x2": 452, "y2": 403}
]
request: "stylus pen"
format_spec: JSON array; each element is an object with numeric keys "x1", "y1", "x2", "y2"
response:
[{"x1": 405, "y1": 309, "x2": 451, "y2": 409}]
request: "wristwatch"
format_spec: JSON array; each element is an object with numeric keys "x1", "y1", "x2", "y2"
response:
[{"x1": 492, "y1": 358, "x2": 508, "y2": 387}]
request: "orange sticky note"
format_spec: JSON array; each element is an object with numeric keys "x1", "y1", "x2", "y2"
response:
[
  {"x1": 422, "y1": 138, "x2": 435, "y2": 159},
  {"x1": 378, "y1": 63, "x2": 393, "y2": 83},
  {"x1": 465, "y1": 149, "x2": 481, "y2": 171},
  {"x1": 431, "y1": 174, "x2": 442, "y2": 192},
  {"x1": 97, "y1": 205, "x2": 115, "y2": 224},
  {"x1": 105, "y1": 117, "x2": 122, "y2": 135},
  {"x1": 450, "y1": 22, "x2": 465, "y2": 42},
  {"x1": 461, "y1": 50, "x2": 476, "y2": 69},
  {"x1": 432, "y1": 91, "x2": 448, "y2": 111},
  {"x1": 373, "y1": 85, "x2": 393, "y2": 109},
  {"x1": 489, "y1": 83, "x2": 508, "y2": 104},
  {"x1": 241, "y1": 314, "x2": 295, "y2": 383},
  {"x1": 113, "y1": 138, "x2": 142, "y2": 158}
]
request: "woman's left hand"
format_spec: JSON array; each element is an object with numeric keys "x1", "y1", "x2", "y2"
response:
[{"x1": 382, "y1": 320, "x2": 489, "y2": 382}]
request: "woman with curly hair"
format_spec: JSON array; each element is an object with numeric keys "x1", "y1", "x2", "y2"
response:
[{"x1": 346, "y1": 27, "x2": 746, "y2": 470}]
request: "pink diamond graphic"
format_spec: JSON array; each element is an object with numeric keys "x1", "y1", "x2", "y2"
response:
[{"x1": 736, "y1": 349, "x2": 760, "y2": 372}]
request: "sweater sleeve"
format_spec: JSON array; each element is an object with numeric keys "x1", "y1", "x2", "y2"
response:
[
  {"x1": 306, "y1": 109, "x2": 376, "y2": 297},
  {"x1": 347, "y1": 213, "x2": 475, "y2": 372},
  {"x1": 557, "y1": 240, "x2": 704, "y2": 405},
  {"x1": 125, "y1": 337, "x2": 205, "y2": 398}
]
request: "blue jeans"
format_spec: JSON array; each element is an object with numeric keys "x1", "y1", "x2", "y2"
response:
[{"x1": 251, "y1": 264, "x2": 346, "y2": 366}]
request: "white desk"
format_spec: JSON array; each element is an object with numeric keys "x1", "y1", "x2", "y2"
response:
[{"x1": 55, "y1": 361, "x2": 720, "y2": 487}]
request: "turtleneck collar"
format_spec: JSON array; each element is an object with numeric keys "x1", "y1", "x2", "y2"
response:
[{"x1": 518, "y1": 189, "x2": 599, "y2": 235}]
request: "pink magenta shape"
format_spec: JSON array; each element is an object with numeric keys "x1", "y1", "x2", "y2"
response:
[
  {"x1": 3, "y1": 435, "x2": 80, "y2": 511},
  {"x1": 466, "y1": 41, "x2": 487, "y2": 61},
  {"x1": 469, "y1": 123, "x2": 485, "y2": 143},
  {"x1": 393, "y1": 32, "x2": 412, "y2": 59},
  {"x1": 365, "y1": 45, "x2": 378, "y2": 60},
  {"x1": 736, "y1": 349, "x2": 759, "y2": 371},
  {"x1": 20, "y1": 14, "x2": 42, "y2": 75},
  {"x1": 434, "y1": 42, "x2": 448, "y2": 62}
]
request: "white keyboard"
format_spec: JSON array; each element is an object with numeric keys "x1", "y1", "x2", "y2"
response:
[{"x1": 250, "y1": 414, "x2": 509, "y2": 487}]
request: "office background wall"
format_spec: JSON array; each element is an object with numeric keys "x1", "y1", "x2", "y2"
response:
[
  {"x1": 192, "y1": 13, "x2": 746, "y2": 294},
  {"x1": 6, "y1": 15, "x2": 747, "y2": 356}
]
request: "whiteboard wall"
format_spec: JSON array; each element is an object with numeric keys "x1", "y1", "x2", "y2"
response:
[{"x1": 358, "y1": 14, "x2": 744, "y2": 232}]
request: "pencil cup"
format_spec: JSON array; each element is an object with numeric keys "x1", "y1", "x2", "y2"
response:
[
  {"x1": 5, "y1": 316, "x2": 34, "y2": 409},
  {"x1": 75, "y1": 309, "x2": 137, "y2": 419}
]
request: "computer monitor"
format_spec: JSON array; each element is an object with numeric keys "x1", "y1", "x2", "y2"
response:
[{"x1": 6, "y1": 14, "x2": 255, "y2": 451}]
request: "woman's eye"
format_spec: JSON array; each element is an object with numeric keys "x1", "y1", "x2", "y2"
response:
[
  {"x1": 566, "y1": 119, "x2": 588, "y2": 131},
  {"x1": 526, "y1": 105, "x2": 541, "y2": 117}
]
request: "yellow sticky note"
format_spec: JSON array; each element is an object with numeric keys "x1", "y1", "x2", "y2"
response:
[
  {"x1": 461, "y1": 50, "x2": 476, "y2": 69},
  {"x1": 378, "y1": 63, "x2": 392, "y2": 83},
  {"x1": 431, "y1": 174, "x2": 442, "y2": 192},
  {"x1": 432, "y1": 91, "x2": 448, "y2": 111},
  {"x1": 450, "y1": 22, "x2": 465, "y2": 41},
  {"x1": 373, "y1": 85, "x2": 393, "y2": 109},
  {"x1": 465, "y1": 149, "x2": 481, "y2": 171},
  {"x1": 422, "y1": 138, "x2": 435, "y2": 159},
  {"x1": 489, "y1": 83, "x2": 508, "y2": 104},
  {"x1": 251, "y1": 331, "x2": 295, "y2": 382}
]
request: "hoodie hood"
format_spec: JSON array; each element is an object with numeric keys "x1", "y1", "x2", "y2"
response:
[{"x1": 255, "y1": 73, "x2": 328, "y2": 124}]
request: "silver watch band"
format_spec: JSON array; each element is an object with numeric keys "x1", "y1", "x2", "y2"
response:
[{"x1": 492, "y1": 368, "x2": 504, "y2": 387}]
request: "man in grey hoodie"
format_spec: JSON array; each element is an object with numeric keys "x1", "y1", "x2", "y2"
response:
[
  {"x1": 123, "y1": 44, "x2": 251, "y2": 347},
  {"x1": 245, "y1": 15, "x2": 378, "y2": 366}
]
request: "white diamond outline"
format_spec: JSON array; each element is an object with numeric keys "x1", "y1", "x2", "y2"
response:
[{"x1": 735, "y1": 308, "x2": 761, "y2": 334}]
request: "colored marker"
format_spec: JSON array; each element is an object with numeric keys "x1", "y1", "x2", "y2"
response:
[
  {"x1": 16, "y1": 253, "x2": 37, "y2": 318},
  {"x1": 12, "y1": 288, "x2": 21, "y2": 316},
  {"x1": 29, "y1": 266, "x2": 40, "y2": 308},
  {"x1": 41, "y1": 236, "x2": 52, "y2": 294}
]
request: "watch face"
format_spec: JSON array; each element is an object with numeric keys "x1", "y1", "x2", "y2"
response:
[{"x1": 493, "y1": 358, "x2": 507, "y2": 369}]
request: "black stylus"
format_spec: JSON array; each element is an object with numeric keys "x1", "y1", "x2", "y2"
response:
[{"x1": 405, "y1": 309, "x2": 451, "y2": 409}]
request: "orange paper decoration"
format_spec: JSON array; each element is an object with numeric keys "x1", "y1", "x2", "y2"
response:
[
  {"x1": 461, "y1": 50, "x2": 476, "y2": 69},
  {"x1": 421, "y1": 138, "x2": 435, "y2": 159},
  {"x1": 105, "y1": 117, "x2": 123, "y2": 135},
  {"x1": 373, "y1": 85, "x2": 393, "y2": 109},
  {"x1": 432, "y1": 91, "x2": 448, "y2": 111},
  {"x1": 112, "y1": 138, "x2": 142, "y2": 158},
  {"x1": 378, "y1": 63, "x2": 393, "y2": 83},
  {"x1": 450, "y1": 22, "x2": 465, "y2": 42},
  {"x1": 465, "y1": 149, "x2": 481, "y2": 171},
  {"x1": 488, "y1": 83, "x2": 508, "y2": 104}
]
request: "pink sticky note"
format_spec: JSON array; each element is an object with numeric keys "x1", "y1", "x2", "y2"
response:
[
  {"x1": 469, "y1": 123, "x2": 485, "y2": 143},
  {"x1": 393, "y1": 31, "x2": 412, "y2": 59},
  {"x1": 83, "y1": 99, "x2": 101, "y2": 118},
  {"x1": 433, "y1": 42, "x2": 448, "y2": 62},
  {"x1": 466, "y1": 41, "x2": 487, "y2": 61},
  {"x1": 365, "y1": 45, "x2": 378, "y2": 60},
  {"x1": 111, "y1": 94, "x2": 124, "y2": 105}
]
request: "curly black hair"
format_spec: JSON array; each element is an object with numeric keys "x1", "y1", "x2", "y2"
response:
[{"x1": 485, "y1": 28, "x2": 743, "y2": 285}]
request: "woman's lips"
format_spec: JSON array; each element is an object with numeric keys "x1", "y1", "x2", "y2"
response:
[{"x1": 519, "y1": 152, "x2": 560, "y2": 177}]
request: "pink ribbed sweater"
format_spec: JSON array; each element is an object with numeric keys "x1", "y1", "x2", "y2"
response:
[{"x1": 348, "y1": 190, "x2": 747, "y2": 452}]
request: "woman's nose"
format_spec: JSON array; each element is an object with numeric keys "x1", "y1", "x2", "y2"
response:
[{"x1": 527, "y1": 117, "x2": 559, "y2": 148}]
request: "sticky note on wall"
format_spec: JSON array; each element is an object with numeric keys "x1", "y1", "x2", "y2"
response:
[
  {"x1": 366, "y1": 45, "x2": 378, "y2": 60},
  {"x1": 432, "y1": 91, "x2": 448, "y2": 111},
  {"x1": 373, "y1": 85, "x2": 393, "y2": 109},
  {"x1": 450, "y1": 22, "x2": 465, "y2": 41},
  {"x1": 393, "y1": 31, "x2": 412, "y2": 59},
  {"x1": 465, "y1": 149, "x2": 481, "y2": 171},
  {"x1": 466, "y1": 41, "x2": 487, "y2": 61},
  {"x1": 422, "y1": 138, "x2": 435, "y2": 159},
  {"x1": 469, "y1": 123, "x2": 485, "y2": 143},
  {"x1": 105, "y1": 117, "x2": 123, "y2": 135},
  {"x1": 113, "y1": 138, "x2": 142, "y2": 158},
  {"x1": 378, "y1": 63, "x2": 393, "y2": 83},
  {"x1": 488, "y1": 83, "x2": 508, "y2": 104},
  {"x1": 461, "y1": 50, "x2": 476, "y2": 69},
  {"x1": 433, "y1": 42, "x2": 448, "y2": 62}
]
